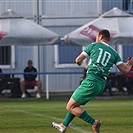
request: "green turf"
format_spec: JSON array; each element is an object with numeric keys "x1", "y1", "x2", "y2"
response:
[{"x1": 0, "y1": 98, "x2": 133, "y2": 133}]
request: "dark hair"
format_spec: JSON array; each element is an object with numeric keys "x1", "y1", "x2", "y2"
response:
[
  {"x1": 99, "y1": 29, "x2": 110, "y2": 41},
  {"x1": 27, "y1": 60, "x2": 33, "y2": 64}
]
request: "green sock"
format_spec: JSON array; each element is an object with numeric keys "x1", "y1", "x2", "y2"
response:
[
  {"x1": 79, "y1": 110, "x2": 95, "y2": 125},
  {"x1": 62, "y1": 112, "x2": 75, "y2": 127}
]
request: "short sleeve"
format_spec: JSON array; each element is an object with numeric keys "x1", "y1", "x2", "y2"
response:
[{"x1": 83, "y1": 43, "x2": 94, "y2": 56}]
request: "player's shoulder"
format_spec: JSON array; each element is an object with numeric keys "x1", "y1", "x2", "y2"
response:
[
  {"x1": 91, "y1": 42, "x2": 100, "y2": 45},
  {"x1": 89, "y1": 42, "x2": 107, "y2": 49},
  {"x1": 90, "y1": 42, "x2": 106, "y2": 46},
  {"x1": 101, "y1": 42, "x2": 117, "y2": 52},
  {"x1": 107, "y1": 45, "x2": 118, "y2": 54},
  {"x1": 86, "y1": 42, "x2": 99, "y2": 48}
]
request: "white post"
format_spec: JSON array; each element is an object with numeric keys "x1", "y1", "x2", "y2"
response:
[{"x1": 46, "y1": 74, "x2": 49, "y2": 99}]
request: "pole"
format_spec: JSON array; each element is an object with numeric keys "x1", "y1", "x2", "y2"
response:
[
  {"x1": 46, "y1": 75, "x2": 49, "y2": 99},
  {"x1": 37, "y1": 0, "x2": 40, "y2": 25},
  {"x1": 36, "y1": 0, "x2": 40, "y2": 79}
]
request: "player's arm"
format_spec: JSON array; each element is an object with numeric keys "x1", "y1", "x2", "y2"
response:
[
  {"x1": 117, "y1": 57, "x2": 133, "y2": 74},
  {"x1": 75, "y1": 53, "x2": 86, "y2": 66}
]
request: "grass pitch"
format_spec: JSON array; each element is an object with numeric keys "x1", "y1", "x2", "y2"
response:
[{"x1": 0, "y1": 98, "x2": 133, "y2": 133}]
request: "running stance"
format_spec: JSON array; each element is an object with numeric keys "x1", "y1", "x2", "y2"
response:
[{"x1": 52, "y1": 29, "x2": 133, "y2": 133}]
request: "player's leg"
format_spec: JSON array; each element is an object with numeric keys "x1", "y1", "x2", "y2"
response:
[
  {"x1": 66, "y1": 97, "x2": 83, "y2": 116},
  {"x1": 52, "y1": 98, "x2": 77, "y2": 132},
  {"x1": 67, "y1": 97, "x2": 95, "y2": 124},
  {"x1": 52, "y1": 79, "x2": 104, "y2": 133},
  {"x1": 71, "y1": 79, "x2": 104, "y2": 133},
  {"x1": 52, "y1": 95, "x2": 98, "y2": 133},
  {"x1": 52, "y1": 81, "x2": 95, "y2": 132},
  {"x1": 52, "y1": 97, "x2": 94, "y2": 132}
]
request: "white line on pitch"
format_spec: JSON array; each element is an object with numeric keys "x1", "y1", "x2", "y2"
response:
[{"x1": 6, "y1": 109, "x2": 92, "y2": 133}]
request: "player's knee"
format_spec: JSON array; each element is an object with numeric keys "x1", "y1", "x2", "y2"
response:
[
  {"x1": 66, "y1": 104, "x2": 70, "y2": 111},
  {"x1": 66, "y1": 104, "x2": 73, "y2": 112}
]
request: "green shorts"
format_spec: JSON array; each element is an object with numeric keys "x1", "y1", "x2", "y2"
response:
[{"x1": 72, "y1": 78, "x2": 106, "y2": 105}]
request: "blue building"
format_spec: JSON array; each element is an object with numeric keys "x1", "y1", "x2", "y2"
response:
[{"x1": 0, "y1": 0, "x2": 133, "y2": 94}]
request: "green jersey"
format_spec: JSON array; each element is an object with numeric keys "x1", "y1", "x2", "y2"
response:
[{"x1": 82, "y1": 42, "x2": 123, "y2": 81}]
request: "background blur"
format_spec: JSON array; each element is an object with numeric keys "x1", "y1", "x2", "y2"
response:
[{"x1": 0, "y1": 0, "x2": 133, "y2": 94}]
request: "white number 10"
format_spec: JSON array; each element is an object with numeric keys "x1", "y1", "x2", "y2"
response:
[{"x1": 97, "y1": 48, "x2": 111, "y2": 66}]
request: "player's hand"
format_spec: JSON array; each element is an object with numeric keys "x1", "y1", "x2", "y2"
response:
[{"x1": 127, "y1": 57, "x2": 133, "y2": 66}]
